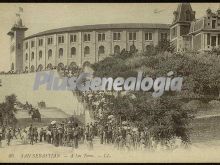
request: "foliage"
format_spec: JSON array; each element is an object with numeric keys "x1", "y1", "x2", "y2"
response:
[
  {"x1": 73, "y1": 46, "x2": 219, "y2": 144},
  {"x1": 0, "y1": 94, "x2": 18, "y2": 126}
]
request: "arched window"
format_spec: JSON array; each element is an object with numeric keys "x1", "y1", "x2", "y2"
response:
[
  {"x1": 37, "y1": 64, "x2": 43, "y2": 71},
  {"x1": 186, "y1": 10, "x2": 191, "y2": 21},
  {"x1": 39, "y1": 51, "x2": 42, "y2": 60},
  {"x1": 48, "y1": 49, "x2": 52, "y2": 59},
  {"x1": 30, "y1": 65, "x2": 35, "y2": 72},
  {"x1": 114, "y1": 45, "x2": 120, "y2": 54},
  {"x1": 57, "y1": 63, "x2": 64, "y2": 71},
  {"x1": 71, "y1": 47, "x2": 76, "y2": 57},
  {"x1": 25, "y1": 53, "x2": 28, "y2": 61},
  {"x1": 84, "y1": 46, "x2": 90, "y2": 56},
  {"x1": 98, "y1": 46, "x2": 105, "y2": 55},
  {"x1": 59, "y1": 48, "x2": 63, "y2": 58},
  {"x1": 47, "y1": 63, "x2": 53, "y2": 69},
  {"x1": 31, "y1": 52, "x2": 34, "y2": 61}
]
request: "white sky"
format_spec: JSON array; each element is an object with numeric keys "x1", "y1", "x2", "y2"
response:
[{"x1": 0, "y1": 3, "x2": 219, "y2": 72}]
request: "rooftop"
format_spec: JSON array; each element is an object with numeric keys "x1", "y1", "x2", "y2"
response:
[{"x1": 24, "y1": 23, "x2": 170, "y2": 40}]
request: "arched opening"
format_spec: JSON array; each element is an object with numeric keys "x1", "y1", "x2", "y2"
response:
[
  {"x1": 114, "y1": 45, "x2": 120, "y2": 54},
  {"x1": 71, "y1": 47, "x2": 76, "y2": 57},
  {"x1": 25, "y1": 66, "x2": 28, "y2": 72},
  {"x1": 57, "y1": 63, "x2": 64, "y2": 71},
  {"x1": 48, "y1": 49, "x2": 52, "y2": 59},
  {"x1": 130, "y1": 45, "x2": 136, "y2": 52},
  {"x1": 83, "y1": 61, "x2": 91, "y2": 68},
  {"x1": 39, "y1": 51, "x2": 42, "y2": 60},
  {"x1": 47, "y1": 63, "x2": 53, "y2": 70},
  {"x1": 69, "y1": 62, "x2": 78, "y2": 73},
  {"x1": 31, "y1": 52, "x2": 34, "y2": 61},
  {"x1": 37, "y1": 64, "x2": 43, "y2": 72},
  {"x1": 69, "y1": 62, "x2": 78, "y2": 69},
  {"x1": 30, "y1": 65, "x2": 35, "y2": 72},
  {"x1": 98, "y1": 45, "x2": 105, "y2": 55},
  {"x1": 84, "y1": 46, "x2": 90, "y2": 56},
  {"x1": 11, "y1": 63, "x2": 14, "y2": 71},
  {"x1": 59, "y1": 48, "x2": 63, "y2": 58}
]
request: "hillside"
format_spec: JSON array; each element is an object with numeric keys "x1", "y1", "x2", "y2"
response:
[
  {"x1": 15, "y1": 107, "x2": 71, "y2": 119},
  {"x1": 0, "y1": 71, "x2": 85, "y2": 115}
]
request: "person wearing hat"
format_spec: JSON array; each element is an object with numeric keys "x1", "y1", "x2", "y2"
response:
[
  {"x1": 73, "y1": 123, "x2": 79, "y2": 149},
  {"x1": 58, "y1": 127, "x2": 63, "y2": 146},
  {"x1": 125, "y1": 130, "x2": 132, "y2": 151},
  {"x1": 39, "y1": 128, "x2": 44, "y2": 142},
  {"x1": 2, "y1": 126, "x2": 6, "y2": 140},
  {"x1": 12, "y1": 128, "x2": 17, "y2": 139},
  {"x1": 29, "y1": 127, "x2": 34, "y2": 145},
  {"x1": 86, "y1": 129, "x2": 93, "y2": 151},
  {"x1": 6, "y1": 129, "x2": 13, "y2": 146},
  {"x1": 21, "y1": 129, "x2": 28, "y2": 145},
  {"x1": 46, "y1": 128, "x2": 52, "y2": 144},
  {"x1": 0, "y1": 128, "x2": 2, "y2": 148},
  {"x1": 34, "y1": 127, "x2": 39, "y2": 143}
]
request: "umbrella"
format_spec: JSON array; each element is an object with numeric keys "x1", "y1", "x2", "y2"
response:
[
  {"x1": 122, "y1": 121, "x2": 127, "y2": 125},
  {"x1": 51, "y1": 121, "x2": 56, "y2": 125}
]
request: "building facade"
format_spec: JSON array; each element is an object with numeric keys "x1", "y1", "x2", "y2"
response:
[
  {"x1": 9, "y1": 3, "x2": 219, "y2": 73},
  {"x1": 7, "y1": 15, "x2": 170, "y2": 72},
  {"x1": 170, "y1": 3, "x2": 220, "y2": 52}
]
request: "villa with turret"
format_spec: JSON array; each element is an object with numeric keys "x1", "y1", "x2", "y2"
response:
[
  {"x1": 171, "y1": 3, "x2": 220, "y2": 52},
  {"x1": 7, "y1": 3, "x2": 220, "y2": 73}
]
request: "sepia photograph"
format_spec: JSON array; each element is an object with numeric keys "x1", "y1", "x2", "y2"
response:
[{"x1": 0, "y1": 2, "x2": 220, "y2": 163}]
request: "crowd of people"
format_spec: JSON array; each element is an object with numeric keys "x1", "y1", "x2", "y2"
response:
[
  {"x1": 0, "y1": 119, "x2": 184, "y2": 151},
  {"x1": 98, "y1": 121, "x2": 185, "y2": 151},
  {"x1": 0, "y1": 121, "x2": 98, "y2": 150}
]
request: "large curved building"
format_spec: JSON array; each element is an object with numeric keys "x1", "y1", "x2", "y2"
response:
[
  {"x1": 7, "y1": 15, "x2": 170, "y2": 72},
  {"x1": 7, "y1": 3, "x2": 220, "y2": 73}
]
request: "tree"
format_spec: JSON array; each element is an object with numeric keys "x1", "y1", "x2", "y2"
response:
[
  {"x1": 0, "y1": 94, "x2": 18, "y2": 126},
  {"x1": 65, "y1": 47, "x2": 219, "y2": 145}
]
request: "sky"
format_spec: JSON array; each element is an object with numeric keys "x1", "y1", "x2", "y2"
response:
[{"x1": 0, "y1": 3, "x2": 219, "y2": 72}]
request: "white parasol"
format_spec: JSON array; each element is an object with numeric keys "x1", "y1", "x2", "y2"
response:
[
  {"x1": 108, "y1": 115, "x2": 114, "y2": 119},
  {"x1": 51, "y1": 120, "x2": 56, "y2": 125}
]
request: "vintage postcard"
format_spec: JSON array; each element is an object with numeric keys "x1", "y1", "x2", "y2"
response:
[{"x1": 0, "y1": 2, "x2": 220, "y2": 163}]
